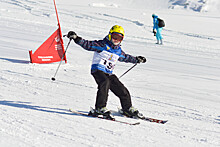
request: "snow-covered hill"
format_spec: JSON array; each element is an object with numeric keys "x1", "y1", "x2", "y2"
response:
[
  {"x1": 169, "y1": 0, "x2": 220, "y2": 12},
  {"x1": 0, "y1": 0, "x2": 220, "y2": 147}
]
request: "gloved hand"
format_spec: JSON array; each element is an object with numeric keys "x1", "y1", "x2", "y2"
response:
[
  {"x1": 153, "y1": 30, "x2": 156, "y2": 36},
  {"x1": 67, "y1": 31, "x2": 78, "y2": 40},
  {"x1": 136, "y1": 56, "x2": 146, "y2": 63}
]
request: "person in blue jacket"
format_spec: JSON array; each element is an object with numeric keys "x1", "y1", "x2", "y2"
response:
[
  {"x1": 152, "y1": 14, "x2": 163, "y2": 45},
  {"x1": 67, "y1": 25, "x2": 146, "y2": 119}
]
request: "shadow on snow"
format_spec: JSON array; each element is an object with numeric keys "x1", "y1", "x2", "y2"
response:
[
  {"x1": 0, "y1": 100, "x2": 78, "y2": 116},
  {"x1": 0, "y1": 57, "x2": 30, "y2": 64}
]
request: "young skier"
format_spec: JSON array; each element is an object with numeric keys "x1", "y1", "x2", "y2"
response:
[
  {"x1": 67, "y1": 25, "x2": 146, "y2": 119},
  {"x1": 152, "y1": 14, "x2": 163, "y2": 45}
]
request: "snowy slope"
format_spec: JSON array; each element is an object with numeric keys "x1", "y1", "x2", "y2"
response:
[
  {"x1": 169, "y1": 0, "x2": 220, "y2": 12},
  {"x1": 0, "y1": 0, "x2": 220, "y2": 147}
]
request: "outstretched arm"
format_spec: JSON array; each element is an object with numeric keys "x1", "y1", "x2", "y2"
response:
[
  {"x1": 118, "y1": 50, "x2": 138, "y2": 63},
  {"x1": 67, "y1": 31, "x2": 104, "y2": 52},
  {"x1": 118, "y1": 50, "x2": 146, "y2": 64}
]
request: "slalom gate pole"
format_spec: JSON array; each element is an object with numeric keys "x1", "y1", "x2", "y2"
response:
[
  {"x1": 119, "y1": 63, "x2": 137, "y2": 79},
  {"x1": 51, "y1": 39, "x2": 72, "y2": 81}
]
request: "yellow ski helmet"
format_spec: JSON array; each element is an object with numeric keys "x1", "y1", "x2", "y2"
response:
[{"x1": 108, "y1": 25, "x2": 125, "y2": 41}]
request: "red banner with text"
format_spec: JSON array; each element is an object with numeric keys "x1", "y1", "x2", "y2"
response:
[{"x1": 29, "y1": 27, "x2": 66, "y2": 64}]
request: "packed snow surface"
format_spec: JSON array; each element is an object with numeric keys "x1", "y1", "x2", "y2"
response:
[{"x1": 0, "y1": 0, "x2": 220, "y2": 147}]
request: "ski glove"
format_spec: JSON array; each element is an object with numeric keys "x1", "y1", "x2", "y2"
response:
[
  {"x1": 136, "y1": 56, "x2": 146, "y2": 63},
  {"x1": 67, "y1": 31, "x2": 81, "y2": 43},
  {"x1": 153, "y1": 30, "x2": 156, "y2": 36},
  {"x1": 67, "y1": 31, "x2": 77, "y2": 39}
]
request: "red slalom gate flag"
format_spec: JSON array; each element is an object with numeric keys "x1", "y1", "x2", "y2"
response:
[
  {"x1": 29, "y1": 0, "x2": 67, "y2": 64},
  {"x1": 29, "y1": 27, "x2": 66, "y2": 64}
]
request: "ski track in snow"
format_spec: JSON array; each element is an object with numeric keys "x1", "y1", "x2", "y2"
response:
[{"x1": 1, "y1": 0, "x2": 220, "y2": 147}]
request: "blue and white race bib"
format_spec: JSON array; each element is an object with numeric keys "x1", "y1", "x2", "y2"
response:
[{"x1": 91, "y1": 45, "x2": 121, "y2": 74}]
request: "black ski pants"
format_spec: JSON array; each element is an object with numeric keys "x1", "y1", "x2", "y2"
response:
[{"x1": 92, "y1": 70, "x2": 132, "y2": 110}]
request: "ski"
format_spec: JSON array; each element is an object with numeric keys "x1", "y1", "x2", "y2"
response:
[
  {"x1": 117, "y1": 108, "x2": 168, "y2": 124},
  {"x1": 69, "y1": 109, "x2": 140, "y2": 126},
  {"x1": 140, "y1": 117, "x2": 168, "y2": 124}
]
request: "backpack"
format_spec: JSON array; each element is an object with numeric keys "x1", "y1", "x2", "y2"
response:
[{"x1": 157, "y1": 18, "x2": 165, "y2": 27}]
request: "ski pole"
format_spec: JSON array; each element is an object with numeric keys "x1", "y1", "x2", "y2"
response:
[
  {"x1": 51, "y1": 38, "x2": 72, "y2": 81},
  {"x1": 119, "y1": 63, "x2": 137, "y2": 79}
]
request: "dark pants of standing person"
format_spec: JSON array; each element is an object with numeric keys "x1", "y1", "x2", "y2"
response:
[{"x1": 92, "y1": 70, "x2": 132, "y2": 110}]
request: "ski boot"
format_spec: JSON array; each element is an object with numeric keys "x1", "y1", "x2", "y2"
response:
[
  {"x1": 119, "y1": 106, "x2": 144, "y2": 119},
  {"x1": 88, "y1": 107, "x2": 115, "y2": 120}
]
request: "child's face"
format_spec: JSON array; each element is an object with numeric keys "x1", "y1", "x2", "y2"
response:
[
  {"x1": 111, "y1": 33, "x2": 123, "y2": 45},
  {"x1": 112, "y1": 38, "x2": 121, "y2": 45}
]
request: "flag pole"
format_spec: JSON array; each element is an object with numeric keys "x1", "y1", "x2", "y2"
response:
[
  {"x1": 53, "y1": 0, "x2": 61, "y2": 27},
  {"x1": 53, "y1": 0, "x2": 67, "y2": 63}
]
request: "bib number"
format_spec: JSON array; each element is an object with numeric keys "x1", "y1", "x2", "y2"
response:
[{"x1": 103, "y1": 59, "x2": 114, "y2": 71}]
